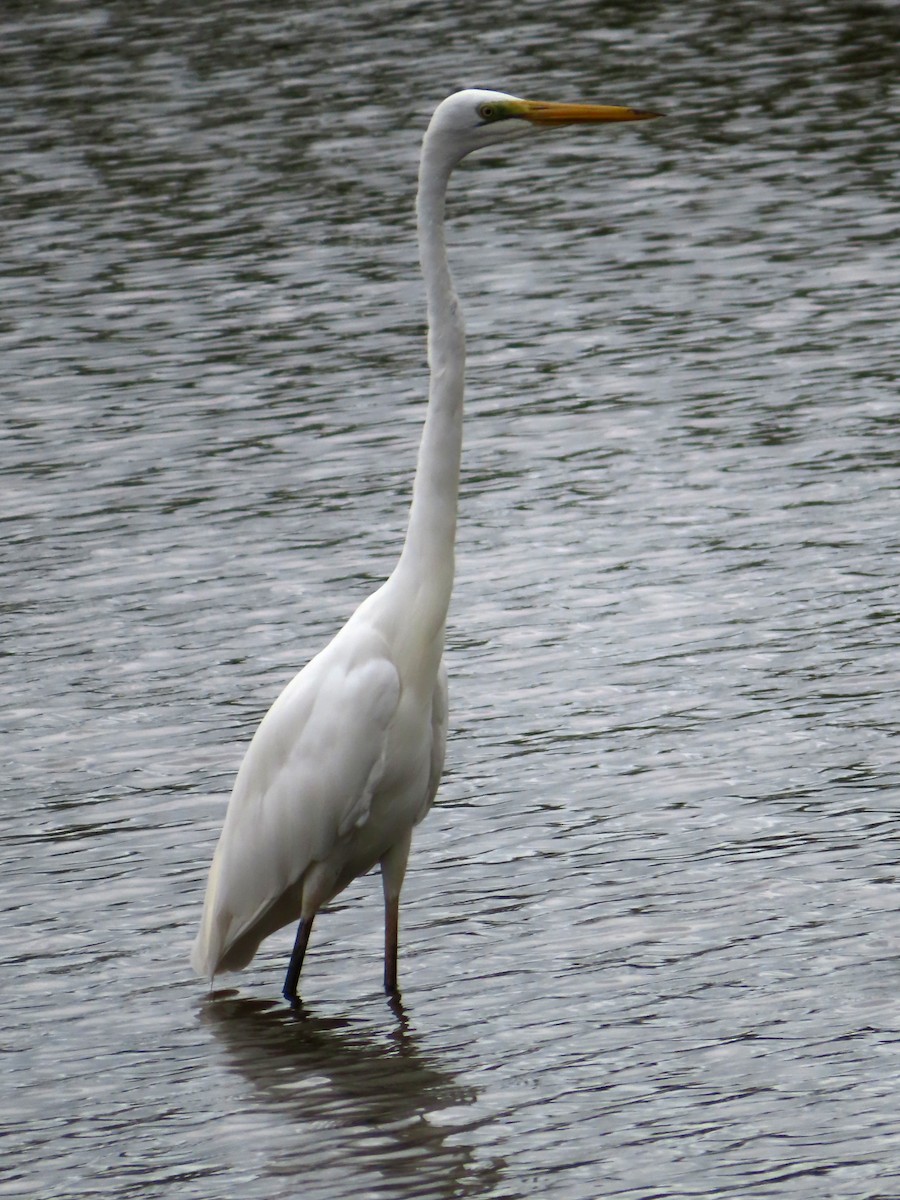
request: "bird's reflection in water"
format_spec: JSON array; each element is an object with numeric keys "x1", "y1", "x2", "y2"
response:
[{"x1": 201, "y1": 991, "x2": 501, "y2": 1199}]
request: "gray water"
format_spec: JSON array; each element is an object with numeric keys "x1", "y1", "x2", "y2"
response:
[{"x1": 3, "y1": 3, "x2": 899, "y2": 1198}]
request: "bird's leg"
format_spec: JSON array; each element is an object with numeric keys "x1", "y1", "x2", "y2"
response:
[
  {"x1": 283, "y1": 915, "x2": 314, "y2": 1005},
  {"x1": 384, "y1": 893, "x2": 400, "y2": 995},
  {"x1": 380, "y1": 832, "x2": 411, "y2": 996}
]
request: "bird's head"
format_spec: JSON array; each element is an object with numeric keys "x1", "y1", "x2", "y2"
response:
[{"x1": 424, "y1": 88, "x2": 659, "y2": 166}]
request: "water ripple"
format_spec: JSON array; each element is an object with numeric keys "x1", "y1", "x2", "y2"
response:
[{"x1": 3, "y1": 3, "x2": 899, "y2": 1198}]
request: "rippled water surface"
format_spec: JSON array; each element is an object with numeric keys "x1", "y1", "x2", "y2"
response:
[{"x1": 3, "y1": 3, "x2": 899, "y2": 1197}]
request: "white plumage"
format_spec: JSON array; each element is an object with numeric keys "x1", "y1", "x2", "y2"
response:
[{"x1": 191, "y1": 88, "x2": 657, "y2": 1003}]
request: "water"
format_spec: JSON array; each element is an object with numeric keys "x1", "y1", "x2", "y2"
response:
[{"x1": 3, "y1": 2, "x2": 898, "y2": 1197}]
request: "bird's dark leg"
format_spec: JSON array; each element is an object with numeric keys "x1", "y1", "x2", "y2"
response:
[
  {"x1": 381, "y1": 832, "x2": 411, "y2": 998},
  {"x1": 283, "y1": 915, "x2": 314, "y2": 1005},
  {"x1": 384, "y1": 893, "x2": 400, "y2": 996}
]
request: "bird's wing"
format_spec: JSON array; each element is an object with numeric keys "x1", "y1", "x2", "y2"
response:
[
  {"x1": 196, "y1": 629, "x2": 401, "y2": 972},
  {"x1": 256, "y1": 636, "x2": 401, "y2": 848}
]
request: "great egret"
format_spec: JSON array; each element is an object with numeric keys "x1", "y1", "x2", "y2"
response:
[{"x1": 192, "y1": 89, "x2": 658, "y2": 1004}]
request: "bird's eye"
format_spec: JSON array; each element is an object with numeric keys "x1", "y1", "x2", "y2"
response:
[{"x1": 478, "y1": 103, "x2": 496, "y2": 121}]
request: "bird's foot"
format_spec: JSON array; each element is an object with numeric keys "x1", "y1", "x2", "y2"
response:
[{"x1": 385, "y1": 983, "x2": 406, "y2": 1021}]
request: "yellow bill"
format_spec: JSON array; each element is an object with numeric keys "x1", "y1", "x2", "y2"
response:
[{"x1": 508, "y1": 99, "x2": 660, "y2": 126}]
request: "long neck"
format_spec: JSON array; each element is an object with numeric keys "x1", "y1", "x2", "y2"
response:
[{"x1": 394, "y1": 141, "x2": 465, "y2": 609}]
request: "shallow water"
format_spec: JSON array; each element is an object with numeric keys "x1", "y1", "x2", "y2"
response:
[{"x1": 3, "y1": 3, "x2": 899, "y2": 1198}]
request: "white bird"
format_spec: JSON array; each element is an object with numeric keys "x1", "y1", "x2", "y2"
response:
[{"x1": 192, "y1": 88, "x2": 658, "y2": 1004}]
